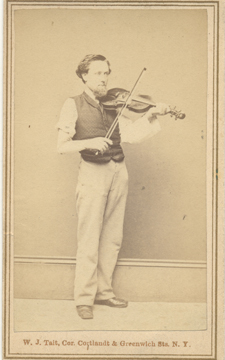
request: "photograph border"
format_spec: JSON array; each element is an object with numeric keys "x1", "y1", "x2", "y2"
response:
[{"x1": 3, "y1": 0, "x2": 224, "y2": 359}]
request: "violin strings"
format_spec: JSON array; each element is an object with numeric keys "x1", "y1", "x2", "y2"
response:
[{"x1": 104, "y1": 67, "x2": 147, "y2": 140}]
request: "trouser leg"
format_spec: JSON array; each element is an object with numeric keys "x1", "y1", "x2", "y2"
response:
[
  {"x1": 96, "y1": 161, "x2": 128, "y2": 300},
  {"x1": 74, "y1": 160, "x2": 112, "y2": 306}
]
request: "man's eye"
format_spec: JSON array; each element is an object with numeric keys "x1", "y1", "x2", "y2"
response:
[{"x1": 94, "y1": 72, "x2": 109, "y2": 76}]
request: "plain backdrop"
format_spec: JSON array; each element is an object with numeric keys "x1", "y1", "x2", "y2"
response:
[{"x1": 13, "y1": 8, "x2": 207, "y2": 261}]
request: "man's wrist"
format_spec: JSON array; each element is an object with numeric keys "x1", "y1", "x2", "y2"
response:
[{"x1": 83, "y1": 139, "x2": 91, "y2": 150}]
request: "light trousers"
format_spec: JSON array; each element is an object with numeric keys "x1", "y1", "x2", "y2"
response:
[{"x1": 74, "y1": 159, "x2": 128, "y2": 306}]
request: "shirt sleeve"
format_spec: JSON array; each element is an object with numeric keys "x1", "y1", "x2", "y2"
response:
[
  {"x1": 56, "y1": 98, "x2": 78, "y2": 139},
  {"x1": 119, "y1": 113, "x2": 161, "y2": 144}
]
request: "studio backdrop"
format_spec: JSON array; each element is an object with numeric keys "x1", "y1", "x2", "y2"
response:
[{"x1": 13, "y1": 8, "x2": 207, "y2": 302}]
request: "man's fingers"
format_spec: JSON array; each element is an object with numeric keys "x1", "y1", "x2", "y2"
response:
[
  {"x1": 165, "y1": 105, "x2": 171, "y2": 113},
  {"x1": 99, "y1": 143, "x2": 109, "y2": 153},
  {"x1": 104, "y1": 138, "x2": 113, "y2": 145},
  {"x1": 103, "y1": 142, "x2": 109, "y2": 150},
  {"x1": 88, "y1": 137, "x2": 113, "y2": 152}
]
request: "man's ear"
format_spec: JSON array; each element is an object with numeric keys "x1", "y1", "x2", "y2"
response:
[{"x1": 82, "y1": 73, "x2": 88, "y2": 83}]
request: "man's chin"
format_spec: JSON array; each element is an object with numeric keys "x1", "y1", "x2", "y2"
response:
[{"x1": 93, "y1": 86, "x2": 108, "y2": 99}]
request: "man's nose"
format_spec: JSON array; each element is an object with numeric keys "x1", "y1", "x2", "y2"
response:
[{"x1": 100, "y1": 73, "x2": 108, "y2": 82}]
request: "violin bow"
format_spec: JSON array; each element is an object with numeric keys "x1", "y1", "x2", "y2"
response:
[
  {"x1": 105, "y1": 67, "x2": 147, "y2": 139},
  {"x1": 95, "y1": 68, "x2": 186, "y2": 155},
  {"x1": 104, "y1": 68, "x2": 185, "y2": 141}
]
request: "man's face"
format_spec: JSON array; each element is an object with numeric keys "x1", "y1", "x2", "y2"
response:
[{"x1": 82, "y1": 60, "x2": 110, "y2": 98}]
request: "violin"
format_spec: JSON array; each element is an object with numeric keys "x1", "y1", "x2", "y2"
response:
[
  {"x1": 100, "y1": 68, "x2": 185, "y2": 141},
  {"x1": 101, "y1": 87, "x2": 186, "y2": 120},
  {"x1": 101, "y1": 88, "x2": 155, "y2": 113},
  {"x1": 80, "y1": 68, "x2": 186, "y2": 158}
]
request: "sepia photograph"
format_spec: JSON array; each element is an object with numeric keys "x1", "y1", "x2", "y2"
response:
[{"x1": 3, "y1": 0, "x2": 224, "y2": 359}]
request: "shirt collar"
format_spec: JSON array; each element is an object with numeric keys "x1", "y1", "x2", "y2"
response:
[{"x1": 84, "y1": 87, "x2": 99, "y2": 104}]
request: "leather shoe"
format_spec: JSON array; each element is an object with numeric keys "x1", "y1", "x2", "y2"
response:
[
  {"x1": 76, "y1": 305, "x2": 93, "y2": 319},
  {"x1": 94, "y1": 297, "x2": 128, "y2": 308}
]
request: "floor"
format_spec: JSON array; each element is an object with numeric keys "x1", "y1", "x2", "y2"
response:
[{"x1": 14, "y1": 299, "x2": 207, "y2": 332}]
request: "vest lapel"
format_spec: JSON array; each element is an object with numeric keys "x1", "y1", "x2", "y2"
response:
[{"x1": 82, "y1": 91, "x2": 101, "y2": 111}]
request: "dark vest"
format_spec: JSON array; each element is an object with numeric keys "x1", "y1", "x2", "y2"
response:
[{"x1": 72, "y1": 92, "x2": 124, "y2": 163}]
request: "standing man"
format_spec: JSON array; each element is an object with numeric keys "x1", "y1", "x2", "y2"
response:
[{"x1": 57, "y1": 54, "x2": 169, "y2": 319}]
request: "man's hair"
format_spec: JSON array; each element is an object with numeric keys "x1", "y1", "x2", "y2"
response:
[{"x1": 76, "y1": 54, "x2": 111, "y2": 83}]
